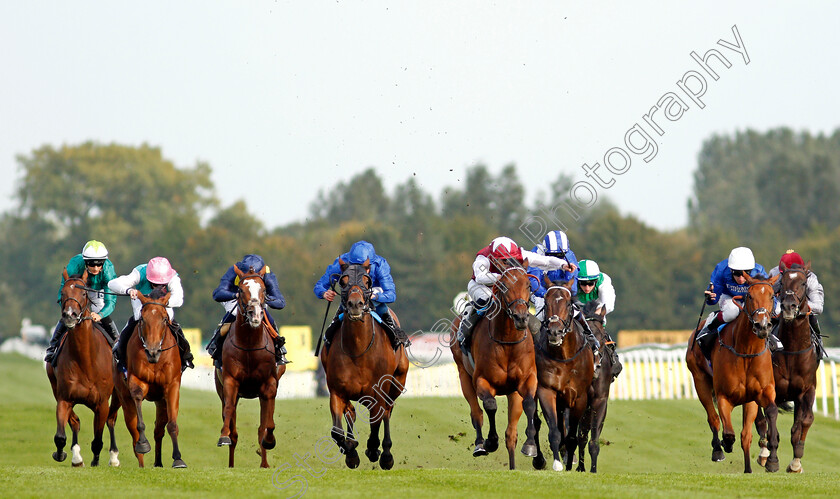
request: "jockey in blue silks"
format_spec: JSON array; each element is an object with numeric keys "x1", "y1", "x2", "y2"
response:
[
  {"x1": 527, "y1": 230, "x2": 580, "y2": 317},
  {"x1": 206, "y1": 254, "x2": 289, "y2": 367},
  {"x1": 695, "y1": 246, "x2": 769, "y2": 358},
  {"x1": 314, "y1": 240, "x2": 409, "y2": 349}
]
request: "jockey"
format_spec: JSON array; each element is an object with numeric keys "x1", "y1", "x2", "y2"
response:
[
  {"x1": 314, "y1": 240, "x2": 409, "y2": 349},
  {"x1": 768, "y1": 249, "x2": 826, "y2": 358},
  {"x1": 696, "y1": 247, "x2": 769, "y2": 357},
  {"x1": 574, "y1": 259, "x2": 622, "y2": 379},
  {"x1": 45, "y1": 240, "x2": 119, "y2": 365},
  {"x1": 528, "y1": 230, "x2": 580, "y2": 316},
  {"x1": 109, "y1": 257, "x2": 194, "y2": 373},
  {"x1": 206, "y1": 254, "x2": 288, "y2": 367},
  {"x1": 457, "y1": 237, "x2": 605, "y2": 370}
]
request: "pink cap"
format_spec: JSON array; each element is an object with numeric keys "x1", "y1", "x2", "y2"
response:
[{"x1": 146, "y1": 257, "x2": 176, "y2": 284}]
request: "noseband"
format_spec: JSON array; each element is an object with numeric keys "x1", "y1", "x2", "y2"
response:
[
  {"x1": 138, "y1": 302, "x2": 174, "y2": 352},
  {"x1": 542, "y1": 285, "x2": 574, "y2": 341},
  {"x1": 61, "y1": 278, "x2": 92, "y2": 326},
  {"x1": 237, "y1": 274, "x2": 267, "y2": 323},
  {"x1": 340, "y1": 265, "x2": 372, "y2": 321},
  {"x1": 741, "y1": 281, "x2": 774, "y2": 333}
]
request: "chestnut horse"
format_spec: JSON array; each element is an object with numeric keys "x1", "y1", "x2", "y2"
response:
[
  {"x1": 47, "y1": 269, "x2": 120, "y2": 467},
  {"x1": 451, "y1": 259, "x2": 539, "y2": 470},
  {"x1": 113, "y1": 289, "x2": 186, "y2": 468},
  {"x1": 755, "y1": 262, "x2": 819, "y2": 473},
  {"x1": 686, "y1": 273, "x2": 781, "y2": 473},
  {"x1": 531, "y1": 277, "x2": 594, "y2": 472},
  {"x1": 577, "y1": 301, "x2": 613, "y2": 473},
  {"x1": 214, "y1": 265, "x2": 286, "y2": 468},
  {"x1": 320, "y1": 258, "x2": 409, "y2": 470}
]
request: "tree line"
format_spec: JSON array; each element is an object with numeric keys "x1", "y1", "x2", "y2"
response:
[{"x1": 2, "y1": 128, "x2": 840, "y2": 346}]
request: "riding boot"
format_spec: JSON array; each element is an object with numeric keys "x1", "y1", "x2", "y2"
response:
[
  {"x1": 44, "y1": 320, "x2": 67, "y2": 365},
  {"x1": 769, "y1": 316, "x2": 782, "y2": 353},
  {"x1": 115, "y1": 317, "x2": 138, "y2": 377},
  {"x1": 169, "y1": 320, "x2": 194, "y2": 372},
  {"x1": 605, "y1": 331, "x2": 622, "y2": 379},
  {"x1": 99, "y1": 316, "x2": 118, "y2": 349},
  {"x1": 697, "y1": 313, "x2": 725, "y2": 360},
  {"x1": 809, "y1": 315, "x2": 827, "y2": 359},
  {"x1": 458, "y1": 303, "x2": 481, "y2": 355},
  {"x1": 323, "y1": 311, "x2": 342, "y2": 346},
  {"x1": 576, "y1": 314, "x2": 601, "y2": 379},
  {"x1": 274, "y1": 335, "x2": 291, "y2": 365},
  {"x1": 381, "y1": 312, "x2": 410, "y2": 349}
]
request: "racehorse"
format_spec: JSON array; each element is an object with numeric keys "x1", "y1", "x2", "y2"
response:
[
  {"x1": 451, "y1": 258, "x2": 539, "y2": 470},
  {"x1": 686, "y1": 273, "x2": 781, "y2": 473},
  {"x1": 577, "y1": 300, "x2": 614, "y2": 473},
  {"x1": 47, "y1": 269, "x2": 120, "y2": 467},
  {"x1": 754, "y1": 262, "x2": 819, "y2": 473},
  {"x1": 319, "y1": 258, "x2": 410, "y2": 470},
  {"x1": 214, "y1": 265, "x2": 286, "y2": 468},
  {"x1": 530, "y1": 277, "x2": 594, "y2": 472},
  {"x1": 113, "y1": 288, "x2": 186, "y2": 468}
]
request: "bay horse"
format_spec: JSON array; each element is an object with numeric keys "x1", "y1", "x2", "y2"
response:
[
  {"x1": 530, "y1": 277, "x2": 594, "y2": 472},
  {"x1": 451, "y1": 258, "x2": 539, "y2": 470},
  {"x1": 577, "y1": 300, "x2": 613, "y2": 473},
  {"x1": 320, "y1": 258, "x2": 409, "y2": 470},
  {"x1": 113, "y1": 288, "x2": 186, "y2": 468},
  {"x1": 214, "y1": 265, "x2": 286, "y2": 468},
  {"x1": 686, "y1": 273, "x2": 781, "y2": 473},
  {"x1": 755, "y1": 262, "x2": 819, "y2": 473},
  {"x1": 47, "y1": 268, "x2": 120, "y2": 467}
]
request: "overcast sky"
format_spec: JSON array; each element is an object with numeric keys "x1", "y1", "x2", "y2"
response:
[{"x1": 1, "y1": 1, "x2": 837, "y2": 233}]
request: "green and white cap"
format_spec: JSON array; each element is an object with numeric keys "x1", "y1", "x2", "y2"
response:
[
  {"x1": 82, "y1": 240, "x2": 108, "y2": 260},
  {"x1": 578, "y1": 259, "x2": 601, "y2": 281}
]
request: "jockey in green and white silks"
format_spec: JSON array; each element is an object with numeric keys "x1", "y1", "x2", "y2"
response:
[{"x1": 575, "y1": 259, "x2": 622, "y2": 379}]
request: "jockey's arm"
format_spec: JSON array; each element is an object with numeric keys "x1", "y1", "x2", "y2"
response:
[
  {"x1": 372, "y1": 259, "x2": 396, "y2": 303},
  {"x1": 264, "y1": 272, "x2": 286, "y2": 309},
  {"x1": 807, "y1": 271, "x2": 824, "y2": 315},
  {"x1": 108, "y1": 267, "x2": 141, "y2": 296},
  {"x1": 166, "y1": 275, "x2": 184, "y2": 309},
  {"x1": 521, "y1": 249, "x2": 568, "y2": 271},
  {"x1": 212, "y1": 267, "x2": 239, "y2": 302},
  {"x1": 596, "y1": 274, "x2": 616, "y2": 315},
  {"x1": 473, "y1": 255, "x2": 500, "y2": 286}
]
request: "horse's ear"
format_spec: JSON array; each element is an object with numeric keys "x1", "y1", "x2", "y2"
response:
[
  {"x1": 779, "y1": 262, "x2": 787, "y2": 273},
  {"x1": 258, "y1": 265, "x2": 267, "y2": 277},
  {"x1": 542, "y1": 274, "x2": 552, "y2": 287},
  {"x1": 82, "y1": 269, "x2": 89, "y2": 281},
  {"x1": 768, "y1": 273, "x2": 781, "y2": 286},
  {"x1": 803, "y1": 260, "x2": 812, "y2": 273},
  {"x1": 62, "y1": 267, "x2": 69, "y2": 280},
  {"x1": 743, "y1": 273, "x2": 755, "y2": 285},
  {"x1": 234, "y1": 265, "x2": 244, "y2": 278},
  {"x1": 161, "y1": 290, "x2": 172, "y2": 306},
  {"x1": 363, "y1": 258, "x2": 371, "y2": 272},
  {"x1": 562, "y1": 279, "x2": 574, "y2": 290},
  {"x1": 339, "y1": 257, "x2": 348, "y2": 272},
  {"x1": 137, "y1": 292, "x2": 149, "y2": 305},
  {"x1": 521, "y1": 258, "x2": 529, "y2": 269}
]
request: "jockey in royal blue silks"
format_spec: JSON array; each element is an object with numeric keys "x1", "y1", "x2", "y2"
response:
[
  {"x1": 206, "y1": 254, "x2": 289, "y2": 367},
  {"x1": 314, "y1": 240, "x2": 409, "y2": 349},
  {"x1": 527, "y1": 230, "x2": 580, "y2": 317},
  {"x1": 695, "y1": 246, "x2": 769, "y2": 358}
]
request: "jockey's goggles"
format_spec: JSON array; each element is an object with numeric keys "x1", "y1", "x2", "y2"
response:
[
  {"x1": 578, "y1": 279, "x2": 596, "y2": 287},
  {"x1": 85, "y1": 259, "x2": 105, "y2": 268},
  {"x1": 730, "y1": 269, "x2": 746, "y2": 278}
]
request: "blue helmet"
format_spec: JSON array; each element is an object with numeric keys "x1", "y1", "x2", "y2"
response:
[
  {"x1": 347, "y1": 241, "x2": 376, "y2": 264},
  {"x1": 543, "y1": 230, "x2": 569, "y2": 256},
  {"x1": 235, "y1": 254, "x2": 266, "y2": 273}
]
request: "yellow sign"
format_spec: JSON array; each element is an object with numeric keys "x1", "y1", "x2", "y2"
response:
[
  {"x1": 619, "y1": 330, "x2": 690, "y2": 348},
  {"x1": 281, "y1": 325, "x2": 319, "y2": 371}
]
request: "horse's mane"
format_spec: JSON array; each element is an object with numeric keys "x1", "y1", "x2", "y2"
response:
[
  {"x1": 149, "y1": 285, "x2": 168, "y2": 300},
  {"x1": 579, "y1": 300, "x2": 602, "y2": 321}
]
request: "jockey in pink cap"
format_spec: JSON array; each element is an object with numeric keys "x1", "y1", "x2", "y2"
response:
[{"x1": 109, "y1": 257, "x2": 194, "y2": 374}]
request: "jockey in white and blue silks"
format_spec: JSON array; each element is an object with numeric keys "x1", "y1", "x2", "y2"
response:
[
  {"x1": 528, "y1": 230, "x2": 580, "y2": 320},
  {"x1": 315, "y1": 240, "x2": 408, "y2": 348},
  {"x1": 696, "y1": 247, "x2": 768, "y2": 355},
  {"x1": 206, "y1": 254, "x2": 288, "y2": 366}
]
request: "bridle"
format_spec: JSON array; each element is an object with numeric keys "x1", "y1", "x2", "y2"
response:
[
  {"x1": 542, "y1": 285, "x2": 574, "y2": 344},
  {"x1": 737, "y1": 281, "x2": 775, "y2": 333},
  {"x1": 236, "y1": 273, "x2": 267, "y2": 326},
  {"x1": 780, "y1": 268, "x2": 808, "y2": 318},
  {"x1": 339, "y1": 265, "x2": 373, "y2": 321},
  {"x1": 495, "y1": 266, "x2": 530, "y2": 322},
  {"x1": 138, "y1": 301, "x2": 175, "y2": 353},
  {"x1": 61, "y1": 277, "x2": 92, "y2": 328}
]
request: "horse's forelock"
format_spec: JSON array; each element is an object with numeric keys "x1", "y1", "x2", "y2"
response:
[{"x1": 149, "y1": 285, "x2": 168, "y2": 300}]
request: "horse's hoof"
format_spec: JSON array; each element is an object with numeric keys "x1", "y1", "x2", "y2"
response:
[
  {"x1": 72, "y1": 461, "x2": 84, "y2": 468},
  {"x1": 52, "y1": 451, "x2": 67, "y2": 462},
  {"x1": 261, "y1": 437, "x2": 276, "y2": 450},
  {"x1": 365, "y1": 448, "x2": 380, "y2": 462},
  {"x1": 520, "y1": 443, "x2": 538, "y2": 458},
  {"x1": 787, "y1": 465, "x2": 803, "y2": 473},
  {"x1": 757, "y1": 456, "x2": 768, "y2": 467},
  {"x1": 154, "y1": 461, "x2": 163, "y2": 468},
  {"x1": 484, "y1": 437, "x2": 499, "y2": 453},
  {"x1": 109, "y1": 451, "x2": 120, "y2": 467},
  {"x1": 91, "y1": 458, "x2": 100, "y2": 467},
  {"x1": 473, "y1": 444, "x2": 488, "y2": 457},
  {"x1": 532, "y1": 454, "x2": 546, "y2": 470},
  {"x1": 172, "y1": 459, "x2": 187, "y2": 469},
  {"x1": 217, "y1": 436, "x2": 232, "y2": 447},
  {"x1": 765, "y1": 458, "x2": 780, "y2": 473},
  {"x1": 552, "y1": 459, "x2": 564, "y2": 472},
  {"x1": 134, "y1": 440, "x2": 151, "y2": 454},
  {"x1": 345, "y1": 451, "x2": 360, "y2": 469},
  {"x1": 712, "y1": 449, "x2": 725, "y2": 462},
  {"x1": 379, "y1": 452, "x2": 394, "y2": 470}
]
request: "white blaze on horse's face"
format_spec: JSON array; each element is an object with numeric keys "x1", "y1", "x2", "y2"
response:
[{"x1": 243, "y1": 279, "x2": 263, "y2": 327}]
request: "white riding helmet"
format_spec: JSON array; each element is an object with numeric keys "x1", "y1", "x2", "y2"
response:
[
  {"x1": 727, "y1": 247, "x2": 755, "y2": 271},
  {"x1": 82, "y1": 240, "x2": 108, "y2": 260}
]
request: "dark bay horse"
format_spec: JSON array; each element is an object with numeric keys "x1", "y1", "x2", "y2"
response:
[
  {"x1": 686, "y1": 273, "x2": 781, "y2": 473},
  {"x1": 113, "y1": 289, "x2": 186, "y2": 468},
  {"x1": 451, "y1": 259, "x2": 539, "y2": 470},
  {"x1": 531, "y1": 277, "x2": 594, "y2": 472},
  {"x1": 578, "y1": 301, "x2": 613, "y2": 473},
  {"x1": 755, "y1": 262, "x2": 819, "y2": 473},
  {"x1": 320, "y1": 258, "x2": 409, "y2": 470},
  {"x1": 214, "y1": 265, "x2": 286, "y2": 468},
  {"x1": 47, "y1": 269, "x2": 120, "y2": 467}
]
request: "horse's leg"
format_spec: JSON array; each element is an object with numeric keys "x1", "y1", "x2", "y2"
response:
[
  {"x1": 89, "y1": 401, "x2": 108, "y2": 467},
  {"x1": 520, "y1": 386, "x2": 538, "y2": 459},
  {"x1": 759, "y1": 385, "x2": 781, "y2": 473},
  {"x1": 153, "y1": 401, "x2": 167, "y2": 468},
  {"x1": 531, "y1": 405, "x2": 546, "y2": 470},
  {"x1": 365, "y1": 406, "x2": 383, "y2": 463},
  {"x1": 754, "y1": 406, "x2": 770, "y2": 467},
  {"x1": 107, "y1": 390, "x2": 121, "y2": 467},
  {"x1": 218, "y1": 375, "x2": 239, "y2": 446},
  {"x1": 379, "y1": 407, "x2": 395, "y2": 470},
  {"x1": 691, "y1": 369, "x2": 724, "y2": 461},
  {"x1": 788, "y1": 387, "x2": 816, "y2": 473},
  {"x1": 165, "y1": 383, "x2": 186, "y2": 468},
  {"x1": 476, "y1": 379, "x2": 499, "y2": 454},
  {"x1": 456, "y1": 364, "x2": 486, "y2": 456},
  {"x1": 567, "y1": 404, "x2": 585, "y2": 473},
  {"x1": 741, "y1": 401, "x2": 758, "y2": 473},
  {"x1": 257, "y1": 393, "x2": 277, "y2": 469},
  {"x1": 537, "y1": 388, "x2": 563, "y2": 471},
  {"x1": 504, "y1": 392, "x2": 523, "y2": 470},
  {"x1": 330, "y1": 394, "x2": 359, "y2": 469},
  {"x1": 69, "y1": 408, "x2": 84, "y2": 467},
  {"x1": 228, "y1": 408, "x2": 238, "y2": 468},
  {"x1": 118, "y1": 386, "x2": 143, "y2": 467},
  {"x1": 588, "y1": 397, "x2": 608, "y2": 473},
  {"x1": 53, "y1": 400, "x2": 72, "y2": 463},
  {"x1": 128, "y1": 379, "x2": 152, "y2": 456},
  {"x1": 577, "y1": 407, "x2": 591, "y2": 473}
]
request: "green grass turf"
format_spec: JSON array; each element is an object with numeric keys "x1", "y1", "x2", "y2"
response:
[{"x1": 3, "y1": 352, "x2": 840, "y2": 497}]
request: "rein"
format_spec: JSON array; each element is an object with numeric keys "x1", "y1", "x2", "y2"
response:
[
  {"x1": 717, "y1": 333, "x2": 768, "y2": 358},
  {"x1": 138, "y1": 302, "x2": 177, "y2": 352},
  {"x1": 71, "y1": 284, "x2": 126, "y2": 296},
  {"x1": 228, "y1": 274, "x2": 272, "y2": 353}
]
